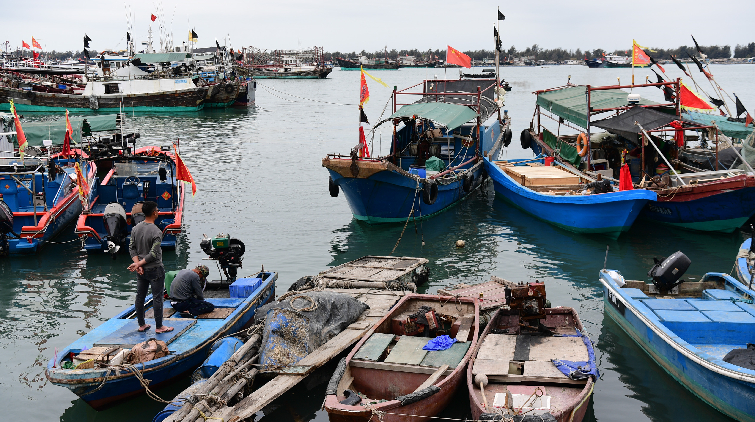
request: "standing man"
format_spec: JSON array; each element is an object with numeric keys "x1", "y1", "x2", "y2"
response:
[
  {"x1": 128, "y1": 201, "x2": 173, "y2": 333},
  {"x1": 170, "y1": 265, "x2": 215, "y2": 316}
]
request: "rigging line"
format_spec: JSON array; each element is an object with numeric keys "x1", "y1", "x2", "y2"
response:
[{"x1": 257, "y1": 83, "x2": 354, "y2": 106}]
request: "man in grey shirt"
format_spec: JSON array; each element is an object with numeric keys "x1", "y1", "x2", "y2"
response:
[
  {"x1": 128, "y1": 201, "x2": 173, "y2": 333},
  {"x1": 170, "y1": 265, "x2": 215, "y2": 316}
]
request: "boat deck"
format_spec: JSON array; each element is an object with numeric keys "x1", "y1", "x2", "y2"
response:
[{"x1": 495, "y1": 161, "x2": 584, "y2": 194}]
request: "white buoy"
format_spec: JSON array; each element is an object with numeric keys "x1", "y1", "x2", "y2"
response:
[{"x1": 456, "y1": 240, "x2": 465, "y2": 248}]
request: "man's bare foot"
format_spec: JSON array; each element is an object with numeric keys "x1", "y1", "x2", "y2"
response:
[{"x1": 156, "y1": 326, "x2": 174, "y2": 334}]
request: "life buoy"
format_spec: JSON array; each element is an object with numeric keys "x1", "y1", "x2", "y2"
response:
[
  {"x1": 422, "y1": 179, "x2": 438, "y2": 205},
  {"x1": 576, "y1": 133, "x2": 589, "y2": 157},
  {"x1": 520, "y1": 129, "x2": 533, "y2": 149},
  {"x1": 462, "y1": 173, "x2": 473, "y2": 192},
  {"x1": 503, "y1": 128, "x2": 512, "y2": 147},
  {"x1": 328, "y1": 176, "x2": 339, "y2": 197}
]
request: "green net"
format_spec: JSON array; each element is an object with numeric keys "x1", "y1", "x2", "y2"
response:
[
  {"x1": 425, "y1": 156, "x2": 446, "y2": 172},
  {"x1": 542, "y1": 129, "x2": 582, "y2": 166}
]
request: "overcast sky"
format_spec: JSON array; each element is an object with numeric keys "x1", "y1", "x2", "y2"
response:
[{"x1": 3, "y1": 0, "x2": 754, "y2": 54}]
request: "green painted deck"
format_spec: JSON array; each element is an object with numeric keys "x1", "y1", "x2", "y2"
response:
[{"x1": 353, "y1": 333, "x2": 394, "y2": 361}]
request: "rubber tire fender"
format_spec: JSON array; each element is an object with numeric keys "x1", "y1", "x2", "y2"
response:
[
  {"x1": 328, "y1": 176, "x2": 339, "y2": 197},
  {"x1": 225, "y1": 83, "x2": 235, "y2": 94},
  {"x1": 422, "y1": 179, "x2": 438, "y2": 205},
  {"x1": 462, "y1": 172, "x2": 473, "y2": 193},
  {"x1": 520, "y1": 129, "x2": 533, "y2": 149},
  {"x1": 503, "y1": 128, "x2": 512, "y2": 147}
]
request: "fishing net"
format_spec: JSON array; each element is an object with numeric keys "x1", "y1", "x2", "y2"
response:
[
  {"x1": 736, "y1": 130, "x2": 755, "y2": 171},
  {"x1": 255, "y1": 292, "x2": 369, "y2": 369}
]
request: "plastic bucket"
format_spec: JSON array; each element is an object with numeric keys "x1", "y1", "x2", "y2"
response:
[{"x1": 544, "y1": 157, "x2": 555, "y2": 166}]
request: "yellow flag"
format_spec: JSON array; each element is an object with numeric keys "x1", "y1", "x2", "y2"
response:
[{"x1": 360, "y1": 67, "x2": 388, "y2": 88}]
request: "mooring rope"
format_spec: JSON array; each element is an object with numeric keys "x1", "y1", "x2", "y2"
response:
[
  {"x1": 258, "y1": 83, "x2": 354, "y2": 106},
  {"x1": 391, "y1": 180, "x2": 421, "y2": 255}
]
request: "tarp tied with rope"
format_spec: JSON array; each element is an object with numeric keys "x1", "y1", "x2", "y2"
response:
[
  {"x1": 684, "y1": 111, "x2": 755, "y2": 140},
  {"x1": 536, "y1": 86, "x2": 657, "y2": 129},
  {"x1": 0, "y1": 114, "x2": 118, "y2": 146},
  {"x1": 592, "y1": 106, "x2": 687, "y2": 143},
  {"x1": 389, "y1": 102, "x2": 478, "y2": 131}
]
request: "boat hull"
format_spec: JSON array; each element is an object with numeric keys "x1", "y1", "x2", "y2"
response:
[
  {"x1": 325, "y1": 159, "x2": 485, "y2": 223},
  {"x1": 485, "y1": 158, "x2": 655, "y2": 236},
  {"x1": 601, "y1": 271, "x2": 755, "y2": 422},
  {"x1": 640, "y1": 176, "x2": 755, "y2": 232}
]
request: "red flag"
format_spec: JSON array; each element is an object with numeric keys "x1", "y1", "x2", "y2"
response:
[
  {"x1": 359, "y1": 126, "x2": 370, "y2": 158},
  {"x1": 22, "y1": 40, "x2": 30, "y2": 49},
  {"x1": 32, "y1": 51, "x2": 40, "y2": 60},
  {"x1": 632, "y1": 40, "x2": 651, "y2": 67},
  {"x1": 32, "y1": 37, "x2": 41, "y2": 49},
  {"x1": 359, "y1": 69, "x2": 369, "y2": 106},
  {"x1": 669, "y1": 120, "x2": 685, "y2": 147},
  {"x1": 679, "y1": 82, "x2": 714, "y2": 111},
  {"x1": 446, "y1": 45, "x2": 471, "y2": 68},
  {"x1": 619, "y1": 164, "x2": 633, "y2": 191},
  {"x1": 173, "y1": 145, "x2": 197, "y2": 196},
  {"x1": 9, "y1": 100, "x2": 27, "y2": 153},
  {"x1": 747, "y1": 114, "x2": 753, "y2": 127},
  {"x1": 151, "y1": 14, "x2": 157, "y2": 22},
  {"x1": 65, "y1": 109, "x2": 73, "y2": 136},
  {"x1": 62, "y1": 130, "x2": 72, "y2": 157}
]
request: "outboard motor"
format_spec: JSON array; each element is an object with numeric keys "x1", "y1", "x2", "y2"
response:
[
  {"x1": 103, "y1": 203, "x2": 128, "y2": 259},
  {"x1": 200, "y1": 233, "x2": 245, "y2": 283},
  {"x1": 648, "y1": 251, "x2": 691, "y2": 293},
  {"x1": 0, "y1": 201, "x2": 14, "y2": 256},
  {"x1": 131, "y1": 202, "x2": 146, "y2": 226}
]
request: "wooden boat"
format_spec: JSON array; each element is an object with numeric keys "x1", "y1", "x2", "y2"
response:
[
  {"x1": 324, "y1": 78, "x2": 510, "y2": 223},
  {"x1": 336, "y1": 57, "x2": 399, "y2": 70},
  {"x1": 45, "y1": 270, "x2": 276, "y2": 409},
  {"x1": 525, "y1": 82, "x2": 755, "y2": 233},
  {"x1": 484, "y1": 156, "x2": 656, "y2": 236},
  {"x1": 161, "y1": 255, "x2": 428, "y2": 422},
  {"x1": 466, "y1": 280, "x2": 596, "y2": 422},
  {"x1": 323, "y1": 293, "x2": 479, "y2": 422},
  {"x1": 601, "y1": 253, "x2": 755, "y2": 422},
  {"x1": 75, "y1": 138, "x2": 187, "y2": 256}
]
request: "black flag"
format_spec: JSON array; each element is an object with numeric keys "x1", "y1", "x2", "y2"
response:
[
  {"x1": 670, "y1": 55, "x2": 688, "y2": 75},
  {"x1": 735, "y1": 94, "x2": 748, "y2": 117},
  {"x1": 216, "y1": 40, "x2": 221, "y2": 50},
  {"x1": 191, "y1": 30, "x2": 198, "y2": 40},
  {"x1": 83, "y1": 49, "x2": 90, "y2": 59},
  {"x1": 359, "y1": 107, "x2": 369, "y2": 124},
  {"x1": 653, "y1": 70, "x2": 675, "y2": 102},
  {"x1": 498, "y1": 9, "x2": 505, "y2": 20},
  {"x1": 493, "y1": 27, "x2": 501, "y2": 52},
  {"x1": 687, "y1": 52, "x2": 705, "y2": 73},
  {"x1": 691, "y1": 35, "x2": 705, "y2": 57},
  {"x1": 84, "y1": 34, "x2": 91, "y2": 48},
  {"x1": 126, "y1": 32, "x2": 131, "y2": 42},
  {"x1": 708, "y1": 96, "x2": 725, "y2": 108}
]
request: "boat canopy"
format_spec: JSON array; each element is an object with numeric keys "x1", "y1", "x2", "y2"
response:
[
  {"x1": 132, "y1": 52, "x2": 192, "y2": 63},
  {"x1": 6, "y1": 115, "x2": 118, "y2": 146},
  {"x1": 389, "y1": 102, "x2": 478, "y2": 131},
  {"x1": 592, "y1": 106, "x2": 688, "y2": 143},
  {"x1": 536, "y1": 86, "x2": 657, "y2": 129},
  {"x1": 684, "y1": 111, "x2": 755, "y2": 140}
]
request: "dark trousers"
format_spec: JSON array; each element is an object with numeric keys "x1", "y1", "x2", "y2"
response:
[
  {"x1": 136, "y1": 266, "x2": 166, "y2": 328},
  {"x1": 173, "y1": 298, "x2": 215, "y2": 316}
]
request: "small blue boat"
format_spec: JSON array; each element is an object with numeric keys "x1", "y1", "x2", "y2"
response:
[
  {"x1": 484, "y1": 155, "x2": 656, "y2": 237},
  {"x1": 45, "y1": 271, "x2": 276, "y2": 409},
  {"x1": 323, "y1": 78, "x2": 510, "y2": 223},
  {"x1": 601, "y1": 253, "x2": 755, "y2": 422},
  {"x1": 736, "y1": 237, "x2": 755, "y2": 287}
]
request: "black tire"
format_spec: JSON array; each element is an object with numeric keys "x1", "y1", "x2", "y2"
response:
[
  {"x1": 520, "y1": 129, "x2": 533, "y2": 149},
  {"x1": 503, "y1": 128, "x2": 512, "y2": 147},
  {"x1": 328, "y1": 176, "x2": 339, "y2": 197},
  {"x1": 225, "y1": 84, "x2": 235, "y2": 94},
  {"x1": 422, "y1": 180, "x2": 438, "y2": 205},
  {"x1": 462, "y1": 173, "x2": 473, "y2": 192}
]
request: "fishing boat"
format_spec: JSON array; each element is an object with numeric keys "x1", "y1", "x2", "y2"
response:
[
  {"x1": 603, "y1": 54, "x2": 635, "y2": 68},
  {"x1": 601, "y1": 252, "x2": 755, "y2": 422},
  {"x1": 323, "y1": 292, "x2": 479, "y2": 422},
  {"x1": 336, "y1": 57, "x2": 400, "y2": 70},
  {"x1": 584, "y1": 58, "x2": 604, "y2": 68},
  {"x1": 45, "y1": 270, "x2": 276, "y2": 409},
  {"x1": 735, "y1": 237, "x2": 755, "y2": 287},
  {"x1": 323, "y1": 78, "x2": 509, "y2": 223},
  {"x1": 75, "y1": 135, "x2": 186, "y2": 257},
  {"x1": 484, "y1": 155, "x2": 656, "y2": 236},
  {"x1": 239, "y1": 46, "x2": 332, "y2": 79},
  {"x1": 0, "y1": 114, "x2": 112, "y2": 254},
  {"x1": 525, "y1": 82, "x2": 755, "y2": 233},
  {"x1": 465, "y1": 279, "x2": 597, "y2": 422}
]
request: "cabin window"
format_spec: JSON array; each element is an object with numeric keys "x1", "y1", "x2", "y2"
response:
[{"x1": 104, "y1": 83, "x2": 120, "y2": 94}]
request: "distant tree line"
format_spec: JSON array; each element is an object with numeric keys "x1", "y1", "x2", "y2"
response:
[
  {"x1": 327, "y1": 42, "x2": 753, "y2": 62},
  {"x1": 8, "y1": 50, "x2": 97, "y2": 60}
]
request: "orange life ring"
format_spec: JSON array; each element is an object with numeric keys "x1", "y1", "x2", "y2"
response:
[{"x1": 576, "y1": 133, "x2": 588, "y2": 157}]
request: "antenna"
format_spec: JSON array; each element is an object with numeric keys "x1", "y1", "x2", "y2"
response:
[{"x1": 603, "y1": 245, "x2": 610, "y2": 270}]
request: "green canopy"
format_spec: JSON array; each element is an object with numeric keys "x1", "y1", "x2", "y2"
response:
[
  {"x1": 133, "y1": 52, "x2": 192, "y2": 63},
  {"x1": 16, "y1": 115, "x2": 118, "y2": 146},
  {"x1": 389, "y1": 102, "x2": 478, "y2": 131},
  {"x1": 684, "y1": 111, "x2": 755, "y2": 140},
  {"x1": 536, "y1": 86, "x2": 657, "y2": 129}
]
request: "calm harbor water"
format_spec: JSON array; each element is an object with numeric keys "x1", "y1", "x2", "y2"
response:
[{"x1": 2, "y1": 64, "x2": 754, "y2": 421}]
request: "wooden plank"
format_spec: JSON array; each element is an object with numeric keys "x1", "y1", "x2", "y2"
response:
[
  {"x1": 350, "y1": 359, "x2": 454, "y2": 376},
  {"x1": 337, "y1": 367, "x2": 354, "y2": 396},
  {"x1": 527, "y1": 337, "x2": 588, "y2": 362},
  {"x1": 454, "y1": 314, "x2": 474, "y2": 342},
  {"x1": 413, "y1": 364, "x2": 449, "y2": 393},
  {"x1": 145, "y1": 307, "x2": 176, "y2": 319},
  {"x1": 197, "y1": 307, "x2": 235, "y2": 319},
  {"x1": 477, "y1": 334, "x2": 517, "y2": 362},
  {"x1": 523, "y1": 361, "x2": 569, "y2": 379},
  {"x1": 420, "y1": 342, "x2": 471, "y2": 369},
  {"x1": 472, "y1": 358, "x2": 510, "y2": 376},
  {"x1": 487, "y1": 373, "x2": 584, "y2": 385},
  {"x1": 384, "y1": 336, "x2": 429, "y2": 364},
  {"x1": 353, "y1": 333, "x2": 394, "y2": 361}
]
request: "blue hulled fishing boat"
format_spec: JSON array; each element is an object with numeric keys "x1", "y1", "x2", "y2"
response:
[
  {"x1": 484, "y1": 155, "x2": 656, "y2": 237},
  {"x1": 323, "y1": 78, "x2": 510, "y2": 223},
  {"x1": 735, "y1": 237, "x2": 755, "y2": 287},
  {"x1": 46, "y1": 271, "x2": 276, "y2": 409},
  {"x1": 75, "y1": 136, "x2": 188, "y2": 257},
  {"x1": 601, "y1": 253, "x2": 755, "y2": 422}
]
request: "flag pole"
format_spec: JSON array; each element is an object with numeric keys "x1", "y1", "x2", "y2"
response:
[{"x1": 496, "y1": 8, "x2": 500, "y2": 92}]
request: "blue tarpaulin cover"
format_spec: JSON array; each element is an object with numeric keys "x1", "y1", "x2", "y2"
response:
[
  {"x1": 551, "y1": 329, "x2": 599, "y2": 380},
  {"x1": 423, "y1": 335, "x2": 457, "y2": 351}
]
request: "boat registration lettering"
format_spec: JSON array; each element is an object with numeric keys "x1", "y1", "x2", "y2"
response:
[
  {"x1": 175, "y1": 79, "x2": 187, "y2": 84},
  {"x1": 607, "y1": 289, "x2": 626, "y2": 316},
  {"x1": 647, "y1": 204, "x2": 672, "y2": 215}
]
